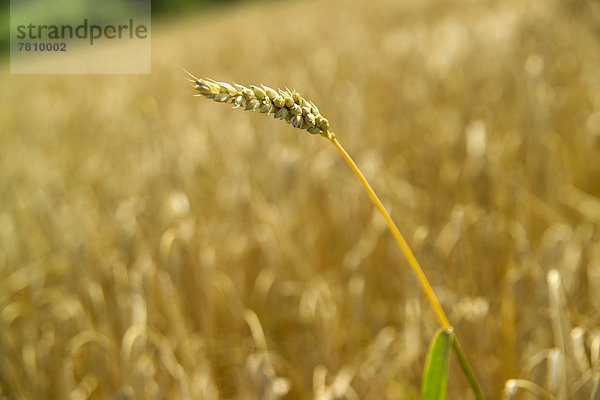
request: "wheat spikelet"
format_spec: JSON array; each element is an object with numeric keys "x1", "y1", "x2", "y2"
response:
[{"x1": 188, "y1": 73, "x2": 334, "y2": 140}]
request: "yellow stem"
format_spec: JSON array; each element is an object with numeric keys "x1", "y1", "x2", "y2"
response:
[{"x1": 330, "y1": 136, "x2": 451, "y2": 331}]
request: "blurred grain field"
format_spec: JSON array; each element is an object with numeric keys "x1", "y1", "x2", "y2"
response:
[{"x1": 1, "y1": 0, "x2": 600, "y2": 398}]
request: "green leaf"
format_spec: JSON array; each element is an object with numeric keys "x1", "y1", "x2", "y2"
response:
[{"x1": 421, "y1": 329, "x2": 453, "y2": 400}]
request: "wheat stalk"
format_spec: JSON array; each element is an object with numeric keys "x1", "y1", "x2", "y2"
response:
[{"x1": 188, "y1": 72, "x2": 485, "y2": 399}]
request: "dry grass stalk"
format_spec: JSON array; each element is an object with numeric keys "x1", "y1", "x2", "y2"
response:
[{"x1": 188, "y1": 73, "x2": 334, "y2": 140}]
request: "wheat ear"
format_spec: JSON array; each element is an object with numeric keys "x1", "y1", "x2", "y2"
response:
[
  {"x1": 189, "y1": 73, "x2": 485, "y2": 400},
  {"x1": 188, "y1": 74, "x2": 334, "y2": 140}
]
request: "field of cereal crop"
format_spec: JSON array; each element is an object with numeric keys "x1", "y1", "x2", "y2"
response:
[{"x1": 1, "y1": 0, "x2": 600, "y2": 398}]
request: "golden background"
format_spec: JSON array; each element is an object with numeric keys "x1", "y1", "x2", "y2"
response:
[{"x1": 1, "y1": 0, "x2": 599, "y2": 398}]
